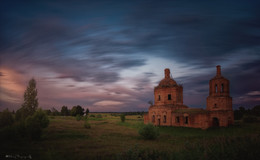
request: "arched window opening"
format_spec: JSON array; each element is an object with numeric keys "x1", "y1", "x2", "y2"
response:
[
  {"x1": 152, "y1": 115, "x2": 155, "y2": 123},
  {"x1": 168, "y1": 94, "x2": 171, "y2": 100},
  {"x1": 214, "y1": 104, "x2": 217, "y2": 108},
  {"x1": 163, "y1": 115, "x2": 166, "y2": 123},
  {"x1": 158, "y1": 95, "x2": 161, "y2": 101},
  {"x1": 221, "y1": 84, "x2": 224, "y2": 93},
  {"x1": 185, "y1": 116, "x2": 188, "y2": 124},
  {"x1": 176, "y1": 116, "x2": 180, "y2": 123},
  {"x1": 215, "y1": 84, "x2": 218, "y2": 93}
]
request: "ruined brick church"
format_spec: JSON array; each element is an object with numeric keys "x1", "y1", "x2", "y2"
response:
[{"x1": 144, "y1": 65, "x2": 234, "y2": 129}]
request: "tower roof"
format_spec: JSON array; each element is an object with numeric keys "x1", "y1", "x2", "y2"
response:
[
  {"x1": 211, "y1": 65, "x2": 228, "y2": 80},
  {"x1": 156, "y1": 68, "x2": 177, "y2": 88}
]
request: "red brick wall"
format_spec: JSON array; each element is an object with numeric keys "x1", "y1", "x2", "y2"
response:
[{"x1": 154, "y1": 86, "x2": 183, "y2": 106}]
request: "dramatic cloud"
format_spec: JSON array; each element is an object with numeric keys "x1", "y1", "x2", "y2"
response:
[{"x1": 0, "y1": 0, "x2": 260, "y2": 111}]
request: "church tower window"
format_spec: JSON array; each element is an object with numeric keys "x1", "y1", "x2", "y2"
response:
[
  {"x1": 168, "y1": 94, "x2": 171, "y2": 100},
  {"x1": 221, "y1": 84, "x2": 224, "y2": 93},
  {"x1": 215, "y1": 84, "x2": 218, "y2": 93}
]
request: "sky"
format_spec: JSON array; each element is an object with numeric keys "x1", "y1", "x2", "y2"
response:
[{"x1": 1, "y1": 0, "x2": 260, "y2": 112}]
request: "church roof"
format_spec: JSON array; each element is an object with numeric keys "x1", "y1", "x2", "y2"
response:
[
  {"x1": 155, "y1": 68, "x2": 178, "y2": 88},
  {"x1": 158, "y1": 78, "x2": 177, "y2": 87},
  {"x1": 210, "y1": 65, "x2": 229, "y2": 81}
]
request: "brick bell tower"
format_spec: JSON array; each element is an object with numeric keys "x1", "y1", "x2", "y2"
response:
[{"x1": 206, "y1": 65, "x2": 232, "y2": 111}]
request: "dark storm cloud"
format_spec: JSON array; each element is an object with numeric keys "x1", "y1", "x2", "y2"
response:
[
  {"x1": 0, "y1": 10, "x2": 146, "y2": 83},
  {"x1": 122, "y1": 0, "x2": 260, "y2": 64}
]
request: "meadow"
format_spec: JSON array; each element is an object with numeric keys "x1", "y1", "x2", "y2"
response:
[{"x1": 1, "y1": 113, "x2": 260, "y2": 160}]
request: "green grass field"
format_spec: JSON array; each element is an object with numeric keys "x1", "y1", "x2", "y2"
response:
[{"x1": 1, "y1": 113, "x2": 260, "y2": 160}]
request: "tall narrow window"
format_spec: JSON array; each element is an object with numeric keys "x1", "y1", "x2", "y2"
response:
[
  {"x1": 152, "y1": 115, "x2": 155, "y2": 123},
  {"x1": 214, "y1": 104, "x2": 217, "y2": 108},
  {"x1": 158, "y1": 95, "x2": 161, "y2": 101},
  {"x1": 176, "y1": 116, "x2": 180, "y2": 123},
  {"x1": 221, "y1": 84, "x2": 224, "y2": 93},
  {"x1": 168, "y1": 94, "x2": 171, "y2": 100},
  {"x1": 185, "y1": 116, "x2": 188, "y2": 124},
  {"x1": 163, "y1": 115, "x2": 166, "y2": 123},
  {"x1": 215, "y1": 84, "x2": 218, "y2": 93}
]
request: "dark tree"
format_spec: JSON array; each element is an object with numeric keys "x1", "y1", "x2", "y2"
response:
[
  {"x1": 51, "y1": 107, "x2": 60, "y2": 116},
  {"x1": 0, "y1": 109, "x2": 14, "y2": 128},
  {"x1": 44, "y1": 109, "x2": 51, "y2": 115},
  {"x1": 16, "y1": 78, "x2": 38, "y2": 120},
  {"x1": 70, "y1": 105, "x2": 84, "y2": 116},
  {"x1": 120, "y1": 114, "x2": 125, "y2": 122},
  {"x1": 61, "y1": 106, "x2": 69, "y2": 116},
  {"x1": 252, "y1": 105, "x2": 260, "y2": 117},
  {"x1": 85, "y1": 108, "x2": 89, "y2": 116}
]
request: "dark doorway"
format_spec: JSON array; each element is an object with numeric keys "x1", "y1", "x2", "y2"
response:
[
  {"x1": 176, "y1": 116, "x2": 180, "y2": 123},
  {"x1": 212, "y1": 117, "x2": 219, "y2": 127},
  {"x1": 185, "y1": 116, "x2": 188, "y2": 124},
  {"x1": 158, "y1": 119, "x2": 160, "y2": 126}
]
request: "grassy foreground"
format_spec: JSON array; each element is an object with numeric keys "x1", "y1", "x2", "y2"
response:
[{"x1": 1, "y1": 113, "x2": 260, "y2": 160}]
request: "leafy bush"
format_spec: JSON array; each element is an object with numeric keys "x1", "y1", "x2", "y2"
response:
[
  {"x1": 84, "y1": 121, "x2": 91, "y2": 129},
  {"x1": 120, "y1": 114, "x2": 125, "y2": 122},
  {"x1": 90, "y1": 114, "x2": 95, "y2": 117},
  {"x1": 0, "y1": 109, "x2": 14, "y2": 128},
  {"x1": 70, "y1": 105, "x2": 84, "y2": 116},
  {"x1": 139, "y1": 123, "x2": 159, "y2": 140},
  {"x1": 96, "y1": 114, "x2": 102, "y2": 118},
  {"x1": 243, "y1": 115, "x2": 258, "y2": 123},
  {"x1": 25, "y1": 109, "x2": 49, "y2": 140},
  {"x1": 76, "y1": 114, "x2": 82, "y2": 121}
]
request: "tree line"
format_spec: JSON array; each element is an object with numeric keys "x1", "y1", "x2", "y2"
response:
[
  {"x1": 44, "y1": 105, "x2": 89, "y2": 117},
  {"x1": 234, "y1": 105, "x2": 260, "y2": 122}
]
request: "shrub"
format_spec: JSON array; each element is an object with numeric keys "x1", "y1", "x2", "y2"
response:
[
  {"x1": 0, "y1": 109, "x2": 14, "y2": 128},
  {"x1": 76, "y1": 114, "x2": 82, "y2": 121},
  {"x1": 84, "y1": 121, "x2": 91, "y2": 129},
  {"x1": 243, "y1": 115, "x2": 258, "y2": 123},
  {"x1": 120, "y1": 114, "x2": 126, "y2": 122},
  {"x1": 139, "y1": 123, "x2": 159, "y2": 140},
  {"x1": 96, "y1": 114, "x2": 102, "y2": 118},
  {"x1": 25, "y1": 109, "x2": 49, "y2": 140},
  {"x1": 25, "y1": 116, "x2": 42, "y2": 140},
  {"x1": 90, "y1": 114, "x2": 95, "y2": 117}
]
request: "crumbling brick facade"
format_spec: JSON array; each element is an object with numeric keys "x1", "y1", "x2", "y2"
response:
[{"x1": 144, "y1": 66, "x2": 234, "y2": 129}]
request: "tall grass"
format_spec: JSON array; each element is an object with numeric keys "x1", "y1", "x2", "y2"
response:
[
  {"x1": 118, "y1": 136, "x2": 260, "y2": 160},
  {"x1": 1, "y1": 115, "x2": 259, "y2": 160}
]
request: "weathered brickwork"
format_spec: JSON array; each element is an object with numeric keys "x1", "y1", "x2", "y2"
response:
[{"x1": 144, "y1": 66, "x2": 234, "y2": 129}]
